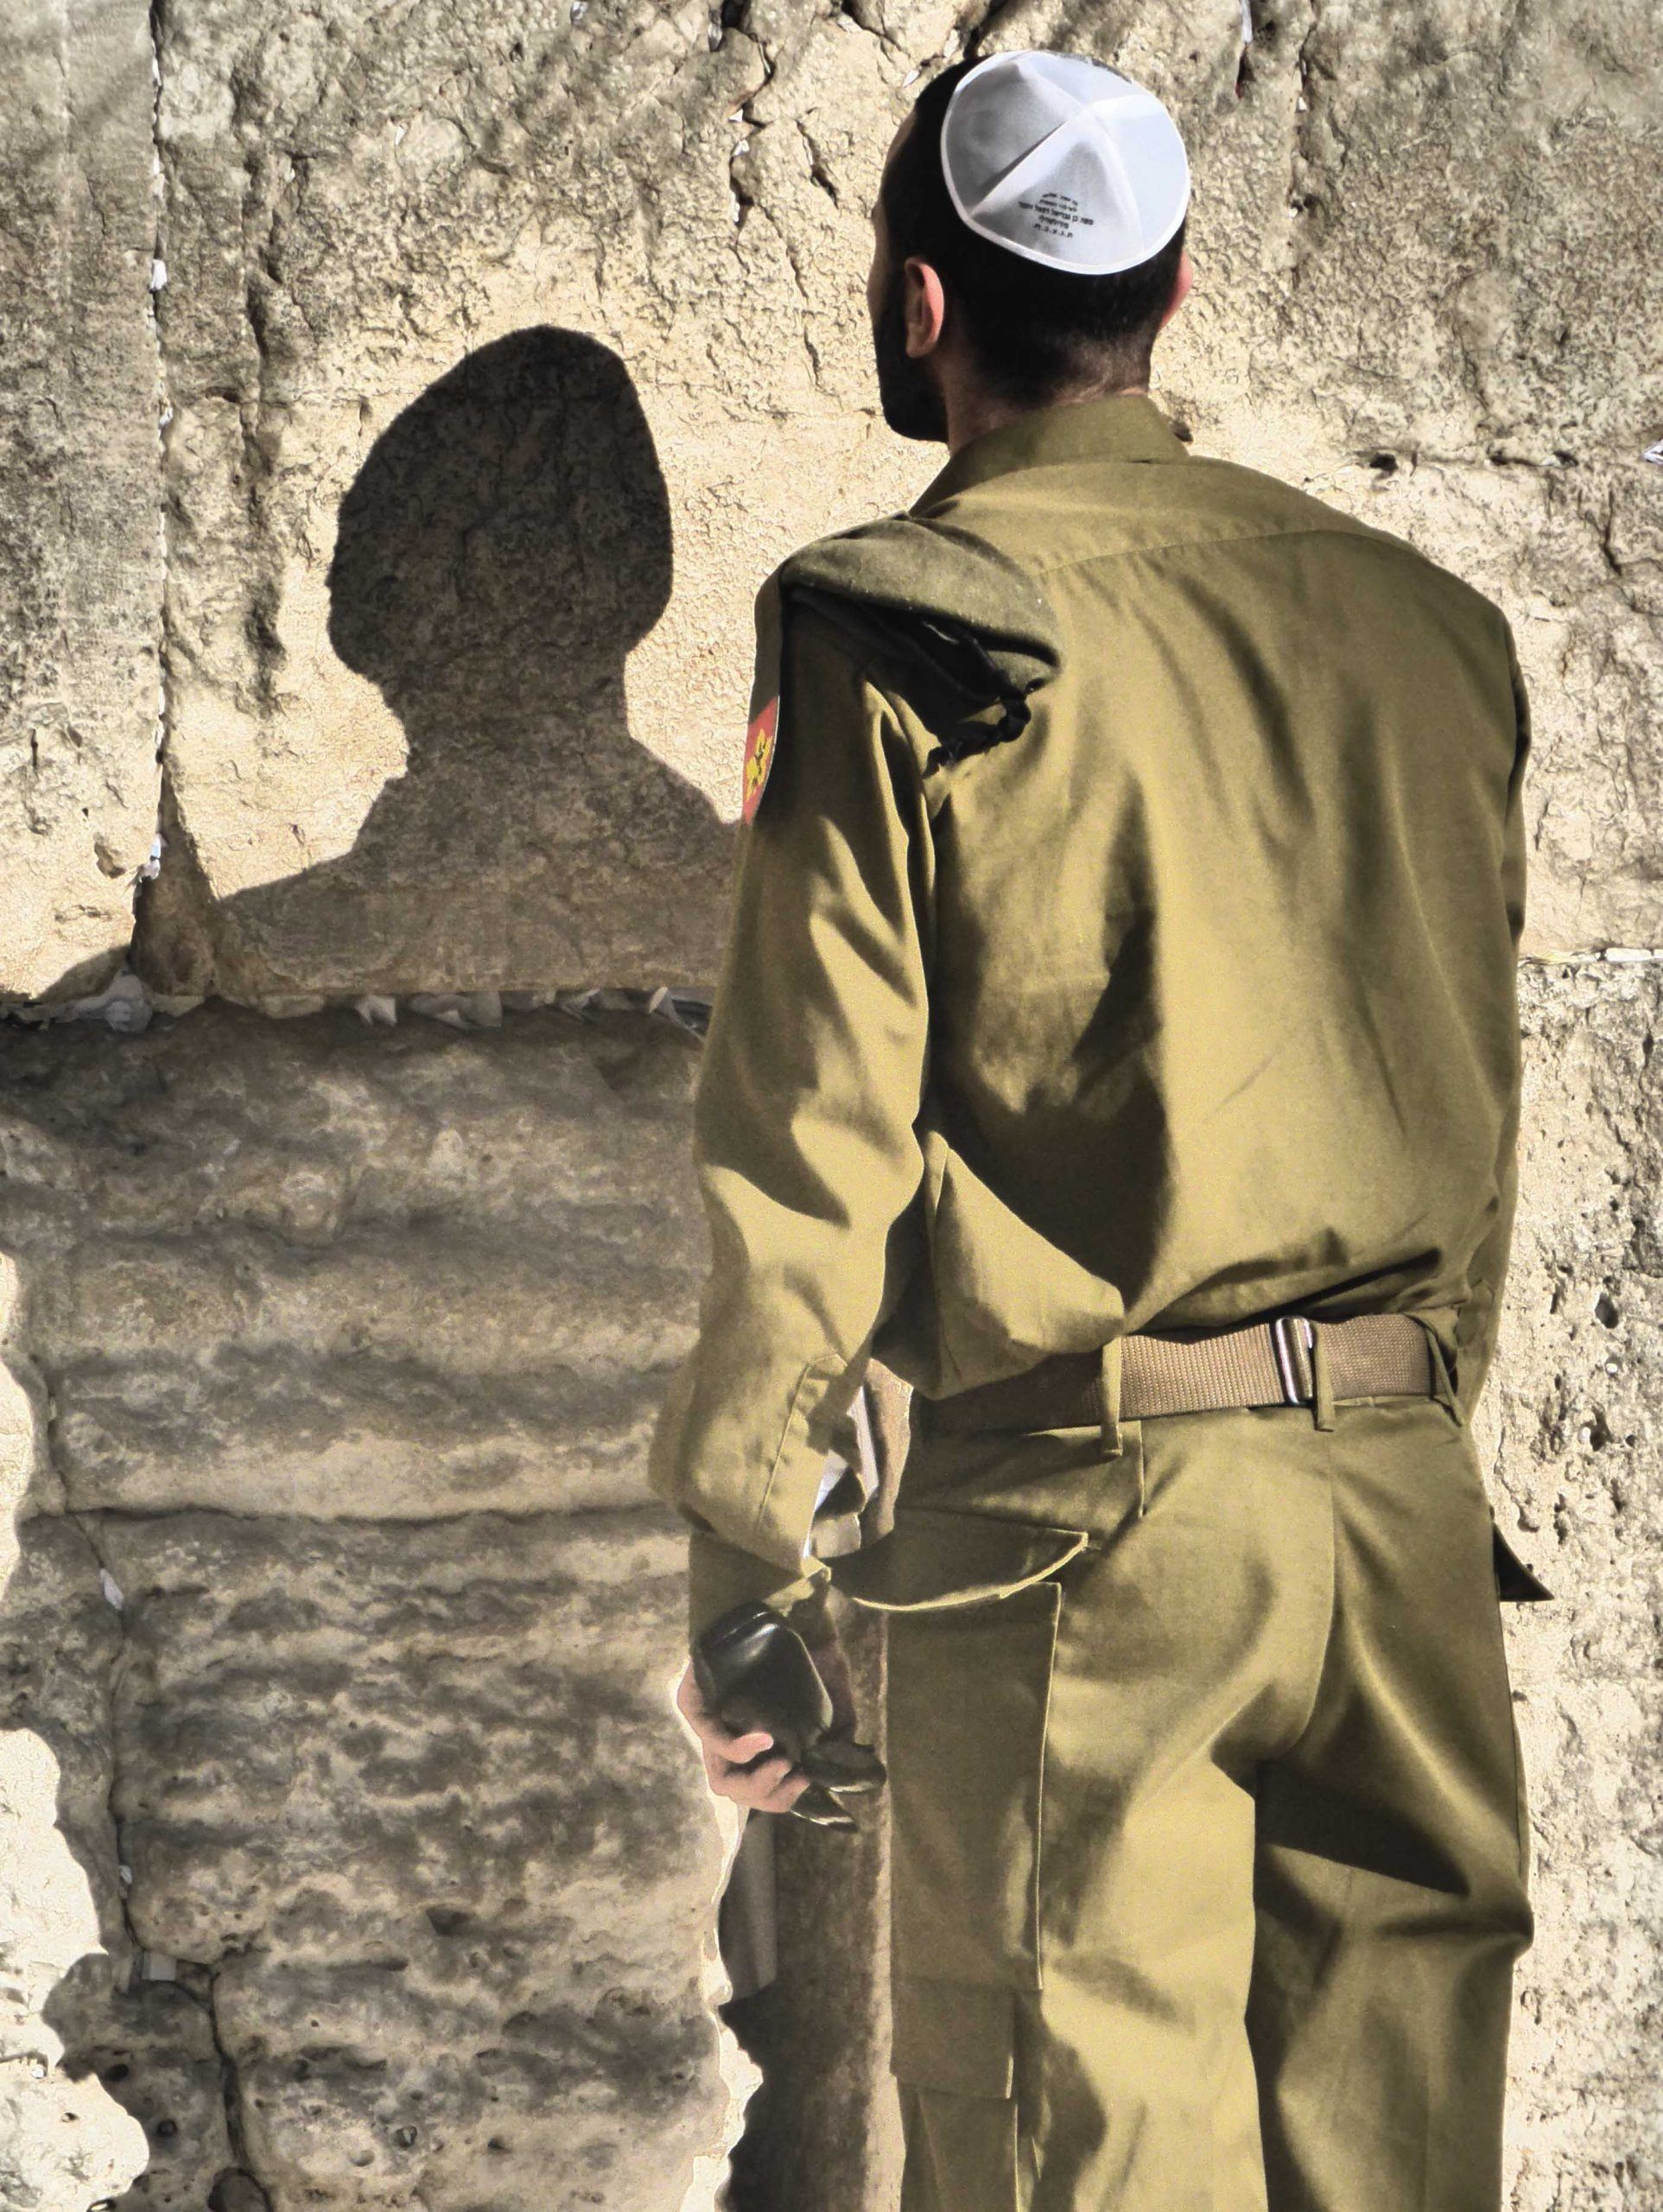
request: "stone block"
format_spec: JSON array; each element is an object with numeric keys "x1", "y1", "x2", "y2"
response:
[
  {"x1": 82, "y1": 1503, "x2": 728, "y2": 2210},
  {"x1": 1477, "y1": 962, "x2": 1663, "y2": 2209},
  {"x1": 0, "y1": 0, "x2": 165, "y2": 1005},
  {"x1": 0, "y1": 999, "x2": 706, "y2": 1518}
]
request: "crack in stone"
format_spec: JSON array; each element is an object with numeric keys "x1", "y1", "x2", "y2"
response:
[
  {"x1": 795, "y1": 116, "x2": 841, "y2": 210},
  {"x1": 1235, "y1": 0, "x2": 1265, "y2": 97},
  {"x1": 1591, "y1": 485, "x2": 1659, "y2": 585},
  {"x1": 1523, "y1": 951, "x2": 1663, "y2": 970},
  {"x1": 777, "y1": 224, "x2": 827, "y2": 388},
  {"x1": 961, "y1": 0, "x2": 1022, "y2": 65},
  {"x1": 1354, "y1": 446, "x2": 1603, "y2": 478},
  {"x1": 198, "y1": 1968, "x2": 274, "y2": 2212},
  {"x1": 724, "y1": 24, "x2": 774, "y2": 233},
  {"x1": 60, "y1": 1511, "x2": 143, "y2": 1965},
  {"x1": 722, "y1": 36, "x2": 829, "y2": 391},
  {"x1": 139, "y1": 0, "x2": 173, "y2": 937},
  {"x1": 63, "y1": 1503, "x2": 275, "y2": 2212},
  {"x1": 831, "y1": 0, "x2": 907, "y2": 66},
  {"x1": 1292, "y1": 0, "x2": 1322, "y2": 177},
  {"x1": 214, "y1": 63, "x2": 299, "y2": 727},
  {"x1": 1285, "y1": 0, "x2": 1333, "y2": 294}
]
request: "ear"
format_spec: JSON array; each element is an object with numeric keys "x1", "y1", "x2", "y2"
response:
[
  {"x1": 1159, "y1": 247, "x2": 1193, "y2": 330},
  {"x1": 902, "y1": 256, "x2": 949, "y2": 357}
]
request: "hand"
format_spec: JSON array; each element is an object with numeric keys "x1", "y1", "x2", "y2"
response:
[
  {"x1": 676, "y1": 1649, "x2": 816, "y2": 1815},
  {"x1": 676, "y1": 1617, "x2": 879, "y2": 1817}
]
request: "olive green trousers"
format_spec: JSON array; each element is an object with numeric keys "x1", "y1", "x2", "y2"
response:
[{"x1": 855, "y1": 1391, "x2": 1534, "y2": 2212}]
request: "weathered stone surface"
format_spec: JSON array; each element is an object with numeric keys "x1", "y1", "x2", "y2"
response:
[
  {"x1": 0, "y1": 1001, "x2": 754, "y2": 2209},
  {"x1": 89, "y1": 1504, "x2": 725, "y2": 2210},
  {"x1": 1475, "y1": 961, "x2": 1663, "y2": 2209},
  {"x1": 0, "y1": 0, "x2": 165, "y2": 1005},
  {"x1": 5, "y1": 0, "x2": 1657, "y2": 997},
  {"x1": 1209, "y1": 0, "x2": 1663, "y2": 464},
  {"x1": 0, "y1": 999, "x2": 705, "y2": 1518},
  {"x1": 0, "y1": 971, "x2": 1655, "y2": 2208},
  {"x1": 3, "y1": 0, "x2": 1662, "y2": 2202},
  {"x1": 1322, "y1": 458, "x2": 1663, "y2": 962},
  {"x1": 118, "y1": 0, "x2": 1661, "y2": 1001},
  {"x1": 128, "y1": 0, "x2": 926, "y2": 1003},
  {"x1": 0, "y1": 1516, "x2": 154, "y2": 2208},
  {"x1": 0, "y1": 1501, "x2": 733, "y2": 2212},
  {"x1": 1160, "y1": 0, "x2": 1663, "y2": 959}
]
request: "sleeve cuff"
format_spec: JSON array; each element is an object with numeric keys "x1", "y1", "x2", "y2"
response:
[{"x1": 686, "y1": 1526, "x2": 834, "y2": 1647}]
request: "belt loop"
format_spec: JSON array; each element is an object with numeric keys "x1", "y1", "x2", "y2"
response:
[
  {"x1": 1310, "y1": 1322, "x2": 1336, "y2": 1431},
  {"x1": 1097, "y1": 1337, "x2": 1124, "y2": 1465},
  {"x1": 1423, "y1": 1325, "x2": 1465, "y2": 1427}
]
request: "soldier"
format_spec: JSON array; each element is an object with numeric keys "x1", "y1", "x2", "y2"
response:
[{"x1": 652, "y1": 46, "x2": 1548, "y2": 2212}]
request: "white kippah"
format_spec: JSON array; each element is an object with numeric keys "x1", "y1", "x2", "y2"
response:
[{"x1": 939, "y1": 49, "x2": 1190, "y2": 276}]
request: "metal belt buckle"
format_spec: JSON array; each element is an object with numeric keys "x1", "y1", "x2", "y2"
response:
[{"x1": 1269, "y1": 1315, "x2": 1317, "y2": 1406}]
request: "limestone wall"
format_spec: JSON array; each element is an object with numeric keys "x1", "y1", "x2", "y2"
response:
[
  {"x1": 1, "y1": 0, "x2": 1660, "y2": 2205},
  {"x1": 0, "y1": 1003, "x2": 754, "y2": 2209}
]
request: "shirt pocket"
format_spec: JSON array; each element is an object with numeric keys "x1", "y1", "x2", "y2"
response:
[{"x1": 829, "y1": 1503, "x2": 1095, "y2": 1990}]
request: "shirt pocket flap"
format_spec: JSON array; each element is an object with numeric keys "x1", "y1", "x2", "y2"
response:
[
  {"x1": 828, "y1": 1503, "x2": 1092, "y2": 1612},
  {"x1": 889, "y1": 1975, "x2": 1016, "y2": 2098}
]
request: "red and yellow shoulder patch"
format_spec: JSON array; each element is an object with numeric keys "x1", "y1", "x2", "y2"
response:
[{"x1": 741, "y1": 694, "x2": 779, "y2": 823}]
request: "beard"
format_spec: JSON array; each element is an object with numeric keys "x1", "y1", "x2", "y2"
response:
[{"x1": 870, "y1": 261, "x2": 949, "y2": 444}]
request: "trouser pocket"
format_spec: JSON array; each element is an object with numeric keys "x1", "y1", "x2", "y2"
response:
[
  {"x1": 891, "y1": 1976, "x2": 1023, "y2": 2212},
  {"x1": 829, "y1": 1503, "x2": 1093, "y2": 1989}
]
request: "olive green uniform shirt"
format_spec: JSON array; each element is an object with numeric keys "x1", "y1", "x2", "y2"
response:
[{"x1": 648, "y1": 391, "x2": 1531, "y2": 1643}]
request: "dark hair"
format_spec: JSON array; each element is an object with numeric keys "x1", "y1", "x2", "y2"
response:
[{"x1": 879, "y1": 56, "x2": 1188, "y2": 407}]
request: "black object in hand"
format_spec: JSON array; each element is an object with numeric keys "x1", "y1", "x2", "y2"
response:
[{"x1": 693, "y1": 1602, "x2": 887, "y2": 1829}]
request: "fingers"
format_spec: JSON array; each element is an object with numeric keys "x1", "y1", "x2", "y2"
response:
[
  {"x1": 708, "y1": 1745, "x2": 812, "y2": 1814},
  {"x1": 672, "y1": 1646, "x2": 879, "y2": 1817},
  {"x1": 699, "y1": 1725, "x2": 804, "y2": 1810},
  {"x1": 675, "y1": 1660, "x2": 773, "y2": 1758},
  {"x1": 731, "y1": 1758, "x2": 814, "y2": 1815},
  {"x1": 675, "y1": 1661, "x2": 812, "y2": 1811},
  {"x1": 799, "y1": 1734, "x2": 885, "y2": 1792}
]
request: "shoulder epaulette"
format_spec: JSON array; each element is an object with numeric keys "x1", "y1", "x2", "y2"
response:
[{"x1": 771, "y1": 515, "x2": 1063, "y2": 774}]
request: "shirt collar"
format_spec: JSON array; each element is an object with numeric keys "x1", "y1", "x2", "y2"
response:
[{"x1": 908, "y1": 389, "x2": 1192, "y2": 512}]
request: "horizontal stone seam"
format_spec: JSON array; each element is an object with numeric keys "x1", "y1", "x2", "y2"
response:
[
  {"x1": 1522, "y1": 951, "x2": 1663, "y2": 968},
  {"x1": 16, "y1": 1498, "x2": 684, "y2": 1530}
]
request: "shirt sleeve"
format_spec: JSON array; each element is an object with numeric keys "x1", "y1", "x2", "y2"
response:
[
  {"x1": 647, "y1": 598, "x2": 935, "y2": 1643},
  {"x1": 1450, "y1": 613, "x2": 1533, "y2": 1417}
]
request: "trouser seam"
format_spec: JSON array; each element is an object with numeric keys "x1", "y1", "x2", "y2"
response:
[
  {"x1": 1279, "y1": 1422, "x2": 1342, "y2": 1758},
  {"x1": 1032, "y1": 1578, "x2": 1067, "y2": 1988}
]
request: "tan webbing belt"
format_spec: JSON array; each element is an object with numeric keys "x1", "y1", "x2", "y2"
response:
[{"x1": 927, "y1": 1313, "x2": 1434, "y2": 1433}]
